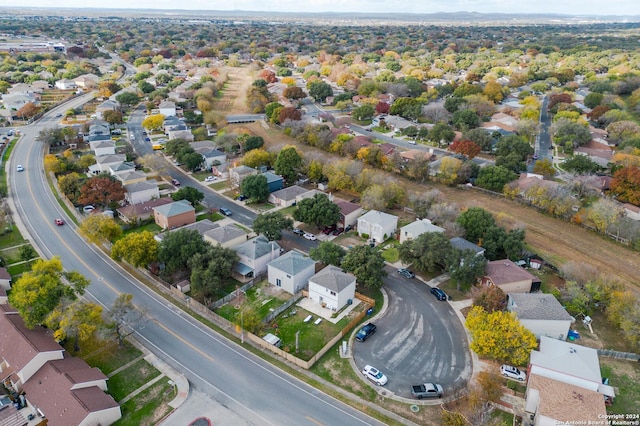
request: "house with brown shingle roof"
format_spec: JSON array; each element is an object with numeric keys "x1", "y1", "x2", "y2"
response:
[
  {"x1": 0, "y1": 305, "x2": 121, "y2": 425},
  {"x1": 334, "y1": 199, "x2": 363, "y2": 229},
  {"x1": 481, "y1": 259, "x2": 539, "y2": 293},
  {"x1": 117, "y1": 197, "x2": 173, "y2": 223}
]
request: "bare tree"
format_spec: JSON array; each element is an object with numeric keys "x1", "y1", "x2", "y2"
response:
[{"x1": 106, "y1": 294, "x2": 149, "y2": 346}]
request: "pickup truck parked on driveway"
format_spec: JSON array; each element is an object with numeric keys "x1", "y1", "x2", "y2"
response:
[{"x1": 411, "y1": 383, "x2": 443, "y2": 399}]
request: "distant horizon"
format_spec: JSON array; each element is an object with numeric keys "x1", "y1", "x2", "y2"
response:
[{"x1": 3, "y1": 1, "x2": 640, "y2": 17}]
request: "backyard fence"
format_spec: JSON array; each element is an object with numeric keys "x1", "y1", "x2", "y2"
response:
[
  {"x1": 263, "y1": 291, "x2": 304, "y2": 324},
  {"x1": 210, "y1": 279, "x2": 260, "y2": 309},
  {"x1": 597, "y1": 349, "x2": 640, "y2": 362}
]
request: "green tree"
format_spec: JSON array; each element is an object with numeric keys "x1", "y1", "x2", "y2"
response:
[
  {"x1": 172, "y1": 187, "x2": 204, "y2": 205},
  {"x1": 102, "y1": 110, "x2": 123, "y2": 125},
  {"x1": 244, "y1": 135, "x2": 264, "y2": 151},
  {"x1": 430, "y1": 122, "x2": 455, "y2": 146},
  {"x1": 352, "y1": 104, "x2": 375, "y2": 121},
  {"x1": 45, "y1": 300, "x2": 103, "y2": 351},
  {"x1": 452, "y1": 109, "x2": 480, "y2": 131},
  {"x1": 189, "y1": 245, "x2": 239, "y2": 299},
  {"x1": 449, "y1": 250, "x2": 488, "y2": 290},
  {"x1": 79, "y1": 215, "x2": 122, "y2": 244},
  {"x1": 252, "y1": 211, "x2": 293, "y2": 240},
  {"x1": 111, "y1": 231, "x2": 159, "y2": 267},
  {"x1": 8, "y1": 257, "x2": 89, "y2": 328},
  {"x1": 308, "y1": 80, "x2": 333, "y2": 103},
  {"x1": 115, "y1": 91, "x2": 140, "y2": 106},
  {"x1": 241, "y1": 174, "x2": 269, "y2": 202},
  {"x1": 562, "y1": 155, "x2": 601, "y2": 174},
  {"x1": 158, "y1": 229, "x2": 210, "y2": 275},
  {"x1": 475, "y1": 165, "x2": 517, "y2": 192},
  {"x1": 309, "y1": 241, "x2": 346, "y2": 266},
  {"x1": 399, "y1": 232, "x2": 455, "y2": 273},
  {"x1": 341, "y1": 244, "x2": 387, "y2": 289},
  {"x1": 293, "y1": 193, "x2": 341, "y2": 229},
  {"x1": 465, "y1": 305, "x2": 537, "y2": 366},
  {"x1": 457, "y1": 207, "x2": 496, "y2": 244},
  {"x1": 19, "y1": 245, "x2": 36, "y2": 262},
  {"x1": 274, "y1": 146, "x2": 303, "y2": 185}
]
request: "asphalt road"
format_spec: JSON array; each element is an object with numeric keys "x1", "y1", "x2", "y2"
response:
[
  {"x1": 9, "y1": 111, "x2": 384, "y2": 426},
  {"x1": 353, "y1": 266, "x2": 471, "y2": 399}
]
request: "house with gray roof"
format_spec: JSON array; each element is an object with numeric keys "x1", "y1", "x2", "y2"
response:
[
  {"x1": 357, "y1": 210, "x2": 398, "y2": 245},
  {"x1": 268, "y1": 185, "x2": 314, "y2": 207},
  {"x1": 153, "y1": 199, "x2": 195, "y2": 230},
  {"x1": 234, "y1": 235, "x2": 282, "y2": 280},
  {"x1": 190, "y1": 141, "x2": 226, "y2": 171},
  {"x1": 90, "y1": 140, "x2": 116, "y2": 156},
  {"x1": 229, "y1": 165, "x2": 258, "y2": 188},
  {"x1": 125, "y1": 179, "x2": 159, "y2": 205},
  {"x1": 308, "y1": 265, "x2": 356, "y2": 311},
  {"x1": 203, "y1": 223, "x2": 248, "y2": 248},
  {"x1": 93, "y1": 153, "x2": 126, "y2": 174},
  {"x1": 267, "y1": 250, "x2": 316, "y2": 294},
  {"x1": 399, "y1": 218, "x2": 445, "y2": 244},
  {"x1": 507, "y1": 293, "x2": 573, "y2": 340},
  {"x1": 450, "y1": 237, "x2": 486, "y2": 257}
]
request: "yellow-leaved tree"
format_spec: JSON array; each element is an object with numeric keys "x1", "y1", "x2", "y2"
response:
[
  {"x1": 465, "y1": 305, "x2": 537, "y2": 366},
  {"x1": 45, "y1": 300, "x2": 103, "y2": 351}
]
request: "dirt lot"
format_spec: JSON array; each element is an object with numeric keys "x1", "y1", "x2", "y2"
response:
[{"x1": 220, "y1": 65, "x2": 640, "y2": 295}]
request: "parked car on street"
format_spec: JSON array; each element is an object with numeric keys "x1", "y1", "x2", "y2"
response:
[
  {"x1": 430, "y1": 287, "x2": 447, "y2": 301},
  {"x1": 362, "y1": 365, "x2": 388, "y2": 386},
  {"x1": 355, "y1": 323, "x2": 377, "y2": 342},
  {"x1": 303, "y1": 232, "x2": 317, "y2": 241},
  {"x1": 205, "y1": 176, "x2": 216, "y2": 182},
  {"x1": 411, "y1": 383, "x2": 443, "y2": 399},
  {"x1": 293, "y1": 228, "x2": 305, "y2": 236},
  {"x1": 500, "y1": 365, "x2": 526, "y2": 381},
  {"x1": 398, "y1": 268, "x2": 415, "y2": 279},
  {"x1": 171, "y1": 178, "x2": 180, "y2": 186}
]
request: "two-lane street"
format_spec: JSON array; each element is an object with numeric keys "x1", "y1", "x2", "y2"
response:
[{"x1": 9, "y1": 112, "x2": 384, "y2": 425}]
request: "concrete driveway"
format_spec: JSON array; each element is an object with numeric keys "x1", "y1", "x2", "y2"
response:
[{"x1": 352, "y1": 266, "x2": 472, "y2": 400}]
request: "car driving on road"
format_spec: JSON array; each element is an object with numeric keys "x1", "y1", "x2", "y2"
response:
[
  {"x1": 219, "y1": 207, "x2": 232, "y2": 216},
  {"x1": 54, "y1": 218, "x2": 64, "y2": 226},
  {"x1": 16, "y1": 165, "x2": 24, "y2": 172}
]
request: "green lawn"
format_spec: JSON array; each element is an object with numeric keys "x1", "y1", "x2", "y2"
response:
[
  {"x1": 81, "y1": 340, "x2": 142, "y2": 375},
  {"x1": 380, "y1": 246, "x2": 399, "y2": 263},
  {"x1": 601, "y1": 359, "x2": 640, "y2": 414},
  {"x1": 113, "y1": 379, "x2": 175, "y2": 426},
  {"x1": 0, "y1": 228, "x2": 26, "y2": 249},
  {"x1": 108, "y1": 359, "x2": 162, "y2": 402}
]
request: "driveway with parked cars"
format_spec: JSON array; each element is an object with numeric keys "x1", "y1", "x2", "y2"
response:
[{"x1": 352, "y1": 266, "x2": 472, "y2": 399}]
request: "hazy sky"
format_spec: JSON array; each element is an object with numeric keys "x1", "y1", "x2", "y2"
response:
[{"x1": 8, "y1": 0, "x2": 640, "y2": 16}]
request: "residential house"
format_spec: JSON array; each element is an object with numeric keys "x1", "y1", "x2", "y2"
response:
[
  {"x1": 203, "y1": 224, "x2": 248, "y2": 248},
  {"x1": 73, "y1": 73, "x2": 100, "y2": 89},
  {"x1": 334, "y1": 199, "x2": 363, "y2": 229},
  {"x1": 574, "y1": 140, "x2": 613, "y2": 168},
  {"x1": 0, "y1": 268, "x2": 10, "y2": 291},
  {"x1": 507, "y1": 293, "x2": 573, "y2": 340},
  {"x1": 263, "y1": 171, "x2": 284, "y2": 193},
  {"x1": 93, "y1": 154, "x2": 126, "y2": 174},
  {"x1": 190, "y1": 141, "x2": 226, "y2": 170},
  {"x1": 481, "y1": 259, "x2": 539, "y2": 293},
  {"x1": 509, "y1": 174, "x2": 560, "y2": 201},
  {"x1": 357, "y1": 210, "x2": 398, "y2": 244},
  {"x1": 54, "y1": 78, "x2": 76, "y2": 90},
  {"x1": 229, "y1": 165, "x2": 258, "y2": 188},
  {"x1": 267, "y1": 250, "x2": 316, "y2": 294},
  {"x1": 159, "y1": 101, "x2": 177, "y2": 117},
  {"x1": 0, "y1": 305, "x2": 121, "y2": 426},
  {"x1": 1, "y1": 92, "x2": 38, "y2": 113},
  {"x1": 525, "y1": 336, "x2": 614, "y2": 425},
  {"x1": 166, "y1": 126, "x2": 194, "y2": 142},
  {"x1": 155, "y1": 219, "x2": 219, "y2": 243},
  {"x1": 95, "y1": 99, "x2": 120, "y2": 120},
  {"x1": 90, "y1": 140, "x2": 116, "y2": 156},
  {"x1": 399, "y1": 218, "x2": 445, "y2": 244},
  {"x1": 233, "y1": 236, "x2": 282, "y2": 280},
  {"x1": 268, "y1": 185, "x2": 314, "y2": 208},
  {"x1": 450, "y1": 237, "x2": 486, "y2": 257},
  {"x1": 400, "y1": 148, "x2": 436, "y2": 162},
  {"x1": 153, "y1": 200, "x2": 196, "y2": 230},
  {"x1": 624, "y1": 203, "x2": 640, "y2": 221},
  {"x1": 116, "y1": 197, "x2": 173, "y2": 223},
  {"x1": 113, "y1": 169, "x2": 147, "y2": 186},
  {"x1": 125, "y1": 180, "x2": 159, "y2": 205},
  {"x1": 308, "y1": 265, "x2": 356, "y2": 311},
  {"x1": 108, "y1": 162, "x2": 136, "y2": 175}
]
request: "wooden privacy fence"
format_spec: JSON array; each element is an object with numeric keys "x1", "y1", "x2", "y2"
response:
[{"x1": 263, "y1": 291, "x2": 304, "y2": 324}]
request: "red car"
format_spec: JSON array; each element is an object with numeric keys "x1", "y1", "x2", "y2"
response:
[{"x1": 54, "y1": 218, "x2": 64, "y2": 226}]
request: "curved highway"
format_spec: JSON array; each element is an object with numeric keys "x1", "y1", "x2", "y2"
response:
[{"x1": 9, "y1": 110, "x2": 385, "y2": 425}]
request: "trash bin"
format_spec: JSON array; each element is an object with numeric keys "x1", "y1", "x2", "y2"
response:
[{"x1": 366, "y1": 308, "x2": 374, "y2": 315}]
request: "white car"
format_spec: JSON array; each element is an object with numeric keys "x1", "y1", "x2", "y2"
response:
[
  {"x1": 205, "y1": 176, "x2": 217, "y2": 182},
  {"x1": 303, "y1": 232, "x2": 317, "y2": 241},
  {"x1": 500, "y1": 364, "x2": 526, "y2": 381},
  {"x1": 362, "y1": 365, "x2": 388, "y2": 386},
  {"x1": 16, "y1": 165, "x2": 24, "y2": 172}
]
